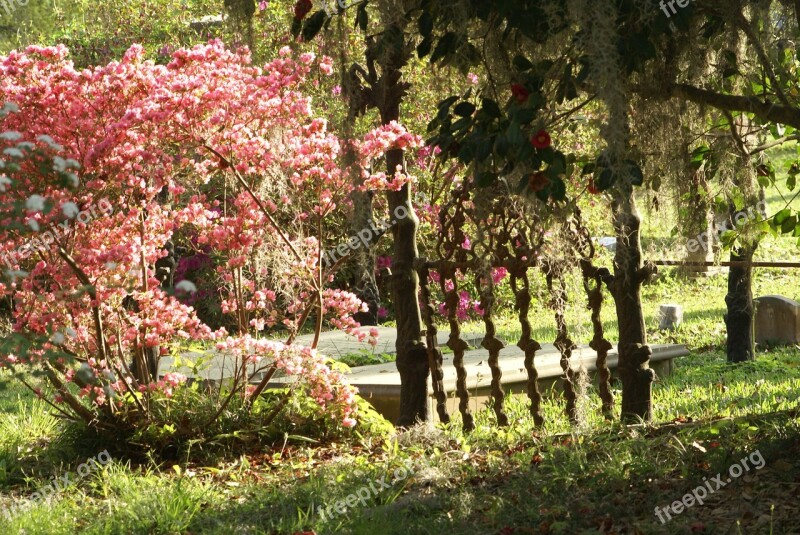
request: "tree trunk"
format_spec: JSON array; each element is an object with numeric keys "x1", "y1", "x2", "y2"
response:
[
  {"x1": 350, "y1": 189, "x2": 380, "y2": 326},
  {"x1": 725, "y1": 239, "x2": 757, "y2": 363},
  {"x1": 386, "y1": 153, "x2": 428, "y2": 426},
  {"x1": 722, "y1": 117, "x2": 760, "y2": 363},
  {"x1": 375, "y1": 24, "x2": 427, "y2": 425},
  {"x1": 611, "y1": 187, "x2": 655, "y2": 422}
]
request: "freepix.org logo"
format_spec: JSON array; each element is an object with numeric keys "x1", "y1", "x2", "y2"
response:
[
  {"x1": 658, "y1": 0, "x2": 694, "y2": 19},
  {"x1": 314, "y1": 0, "x2": 356, "y2": 17},
  {"x1": 321, "y1": 205, "x2": 409, "y2": 269},
  {"x1": 1, "y1": 198, "x2": 114, "y2": 272},
  {"x1": 0, "y1": 0, "x2": 28, "y2": 19}
]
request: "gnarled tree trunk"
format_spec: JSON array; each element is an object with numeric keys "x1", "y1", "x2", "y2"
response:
[
  {"x1": 376, "y1": 20, "x2": 428, "y2": 426},
  {"x1": 725, "y1": 241, "x2": 756, "y2": 362},
  {"x1": 611, "y1": 187, "x2": 655, "y2": 421}
]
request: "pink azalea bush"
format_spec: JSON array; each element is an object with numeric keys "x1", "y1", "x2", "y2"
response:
[{"x1": 0, "y1": 41, "x2": 420, "y2": 441}]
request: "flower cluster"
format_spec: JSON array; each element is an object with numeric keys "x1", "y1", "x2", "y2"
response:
[
  {"x1": 358, "y1": 121, "x2": 423, "y2": 192},
  {"x1": 428, "y1": 268, "x2": 507, "y2": 322},
  {"x1": 0, "y1": 41, "x2": 402, "y2": 428},
  {"x1": 216, "y1": 335, "x2": 359, "y2": 427}
]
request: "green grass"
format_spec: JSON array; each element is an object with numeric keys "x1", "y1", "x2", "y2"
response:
[{"x1": 0, "y1": 338, "x2": 797, "y2": 533}]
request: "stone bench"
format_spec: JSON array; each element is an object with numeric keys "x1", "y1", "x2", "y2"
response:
[
  {"x1": 160, "y1": 328, "x2": 688, "y2": 423},
  {"x1": 755, "y1": 295, "x2": 800, "y2": 346},
  {"x1": 339, "y1": 343, "x2": 688, "y2": 423},
  {"x1": 158, "y1": 326, "x2": 486, "y2": 383}
]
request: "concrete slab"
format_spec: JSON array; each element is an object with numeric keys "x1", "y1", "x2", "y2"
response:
[
  {"x1": 264, "y1": 342, "x2": 689, "y2": 422},
  {"x1": 292, "y1": 326, "x2": 485, "y2": 358},
  {"x1": 159, "y1": 328, "x2": 688, "y2": 424}
]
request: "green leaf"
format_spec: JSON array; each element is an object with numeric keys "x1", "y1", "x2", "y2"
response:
[
  {"x1": 513, "y1": 54, "x2": 533, "y2": 71},
  {"x1": 493, "y1": 132, "x2": 509, "y2": 158},
  {"x1": 302, "y1": 10, "x2": 327, "y2": 42},
  {"x1": 417, "y1": 36, "x2": 432, "y2": 58},
  {"x1": 549, "y1": 177, "x2": 566, "y2": 201},
  {"x1": 597, "y1": 168, "x2": 615, "y2": 191},
  {"x1": 291, "y1": 17, "x2": 303, "y2": 38},
  {"x1": 454, "y1": 102, "x2": 476, "y2": 117},
  {"x1": 475, "y1": 171, "x2": 497, "y2": 187},
  {"x1": 357, "y1": 4, "x2": 369, "y2": 31},
  {"x1": 431, "y1": 32, "x2": 456, "y2": 63},
  {"x1": 774, "y1": 208, "x2": 791, "y2": 225},
  {"x1": 418, "y1": 11, "x2": 433, "y2": 37},
  {"x1": 513, "y1": 107, "x2": 536, "y2": 125},
  {"x1": 690, "y1": 145, "x2": 710, "y2": 164},
  {"x1": 480, "y1": 98, "x2": 502, "y2": 119},
  {"x1": 781, "y1": 215, "x2": 797, "y2": 235},
  {"x1": 625, "y1": 160, "x2": 644, "y2": 186},
  {"x1": 458, "y1": 141, "x2": 476, "y2": 164}
]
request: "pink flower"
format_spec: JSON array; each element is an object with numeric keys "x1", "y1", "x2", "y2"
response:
[
  {"x1": 342, "y1": 417, "x2": 357, "y2": 428},
  {"x1": 491, "y1": 267, "x2": 508, "y2": 284},
  {"x1": 319, "y1": 56, "x2": 334, "y2": 75},
  {"x1": 376, "y1": 255, "x2": 392, "y2": 270}
]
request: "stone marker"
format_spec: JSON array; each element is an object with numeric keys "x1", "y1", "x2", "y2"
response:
[
  {"x1": 658, "y1": 304, "x2": 683, "y2": 331},
  {"x1": 754, "y1": 295, "x2": 800, "y2": 346},
  {"x1": 596, "y1": 237, "x2": 617, "y2": 253}
]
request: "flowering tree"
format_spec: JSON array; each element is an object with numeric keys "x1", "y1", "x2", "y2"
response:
[{"x1": 0, "y1": 41, "x2": 417, "y2": 437}]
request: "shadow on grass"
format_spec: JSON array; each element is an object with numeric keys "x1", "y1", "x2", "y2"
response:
[{"x1": 181, "y1": 416, "x2": 800, "y2": 535}]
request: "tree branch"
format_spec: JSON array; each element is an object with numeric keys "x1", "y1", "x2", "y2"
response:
[{"x1": 669, "y1": 84, "x2": 800, "y2": 130}]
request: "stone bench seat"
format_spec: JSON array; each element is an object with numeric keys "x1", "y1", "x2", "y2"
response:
[
  {"x1": 159, "y1": 328, "x2": 688, "y2": 423},
  {"x1": 265, "y1": 342, "x2": 688, "y2": 422}
]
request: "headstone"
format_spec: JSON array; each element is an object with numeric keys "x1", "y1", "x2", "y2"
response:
[
  {"x1": 754, "y1": 295, "x2": 800, "y2": 346},
  {"x1": 658, "y1": 304, "x2": 683, "y2": 330},
  {"x1": 596, "y1": 237, "x2": 616, "y2": 253},
  {"x1": 189, "y1": 15, "x2": 226, "y2": 32}
]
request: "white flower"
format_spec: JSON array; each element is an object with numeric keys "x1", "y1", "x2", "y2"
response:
[
  {"x1": 105, "y1": 262, "x2": 117, "y2": 269},
  {"x1": 26, "y1": 218, "x2": 40, "y2": 231},
  {"x1": 0, "y1": 175, "x2": 11, "y2": 192},
  {"x1": 61, "y1": 202, "x2": 79, "y2": 218},
  {"x1": 3, "y1": 148, "x2": 23, "y2": 158},
  {"x1": 26, "y1": 194, "x2": 46, "y2": 212},
  {"x1": 175, "y1": 280, "x2": 197, "y2": 293},
  {"x1": 0, "y1": 131, "x2": 22, "y2": 141}
]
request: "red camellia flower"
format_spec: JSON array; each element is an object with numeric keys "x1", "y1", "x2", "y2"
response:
[
  {"x1": 294, "y1": 0, "x2": 313, "y2": 20},
  {"x1": 530, "y1": 129, "x2": 551, "y2": 149},
  {"x1": 527, "y1": 172, "x2": 550, "y2": 192},
  {"x1": 587, "y1": 178, "x2": 600, "y2": 194},
  {"x1": 510, "y1": 83, "x2": 529, "y2": 103}
]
